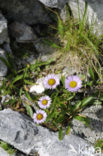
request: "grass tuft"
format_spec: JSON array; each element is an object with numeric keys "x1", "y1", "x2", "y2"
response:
[{"x1": 46, "y1": 3, "x2": 103, "y2": 81}]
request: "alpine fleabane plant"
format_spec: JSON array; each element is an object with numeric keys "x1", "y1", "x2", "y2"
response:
[
  {"x1": 65, "y1": 76, "x2": 82, "y2": 92},
  {"x1": 28, "y1": 72, "x2": 95, "y2": 140},
  {"x1": 38, "y1": 96, "x2": 51, "y2": 109},
  {"x1": 33, "y1": 110, "x2": 47, "y2": 124},
  {"x1": 43, "y1": 74, "x2": 60, "y2": 89}
]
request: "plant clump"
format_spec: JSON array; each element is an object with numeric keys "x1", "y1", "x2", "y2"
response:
[{"x1": 44, "y1": 3, "x2": 103, "y2": 80}]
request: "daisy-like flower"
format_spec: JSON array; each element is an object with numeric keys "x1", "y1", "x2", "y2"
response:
[
  {"x1": 38, "y1": 96, "x2": 51, "y2": 109},
  {"x1": 33, "y1": 110, "x2": 47, "y2": 124},
  {"x1": 65, "y1": 75, "x2": 82, "y2": 92},
  {"x1": 43, "y1": 74, "x2": 60, "y2": 89}
]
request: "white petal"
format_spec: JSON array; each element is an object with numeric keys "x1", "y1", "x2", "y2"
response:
[{"x1": 29, "y1": 82, "x2": 45, "y2": 94}]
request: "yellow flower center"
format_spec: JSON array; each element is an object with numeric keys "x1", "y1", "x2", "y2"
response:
[
  {"x1": 36, "y1": 113, "x2": 43, "y2": 120},
  {"x1": 48, "y1": 79, "x2": 56, "y2": 86},
  {"x1": 69, "y1": 81, "x2": 77, "y2": 88},
  {"x1": 42, "y1": 99, "x2": 48, "y2": 105}
]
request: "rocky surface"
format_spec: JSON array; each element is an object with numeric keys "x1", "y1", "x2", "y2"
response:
[
  {"x1": 72, "y1": 104, "x2": 103, "y2": 144},
  {"x1": 0, "y1": 109, "x2": 100, "y2": 156},
  {"x1": 0, "y1": 0, "x2": 53, "y2": 25},
  {"x1": 0, "y1": 12, "x2": 9, "y2": 44},
  {"x1": 9, "y1": 22, "x2": 37, "y2": 43},
  {"x1": 38, "y1": 0, "x2": 68, "y2": 8},
  {"x1": 0, "y1": 109, "x2": 38, "y2": 155},
  {"x1": 0, "y1": 49, "x2": 8, "y2": 77},
  {"x1": 68, "y1": 0, "x2": 103, "y2": 35}
]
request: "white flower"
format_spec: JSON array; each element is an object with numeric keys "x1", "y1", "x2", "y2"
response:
[{"x1": 29, "y1": 78, "x2": 45, "y2": 94}]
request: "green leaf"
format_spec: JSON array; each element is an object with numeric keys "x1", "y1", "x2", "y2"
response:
[
  {"x1": 93, "y1": 100, "x2": 102, "y2": 105},
  {"x1": 12, "y1": 75, "x2": 23, "y2": 84},
  {"x1": 100, "y1": 96, "x2": 103, "y2": 101},
  {"x1": 57, "y1": 15, "x2": 64, "y2": 37},
  {"x1": 73, "y1": 101, "x2": 82, "y2": 111},
  {"x1": 61, "y1": 76, "x2": 65, "y2": 87},
  {"x1": 25, "y1": 104, "x2": 33, "y2": 118},
  {"x1": 43, "y1": 40, "x2": 61, "y2": 49},
  {"x1": 0, "y1": 141, "x2": 8, "y2": 150},
  {"x1": 24, "y1": 91, "x2": 33, "y2": 102},
  {"x1": 30, "y1": 59, "x2": 54, "y2": 71},
  {"x1": 75, "y1": 115, "x2": 90, "y2": 127},
  {"x1": 65, "y1": 40, "x2": 70, "y2": 52},
  {"x1": 46, "y1": 111, "x2": 55, "y2": 122},
  {"x1": 19, "y1": 88, "x2": 23, "y2": 96},
  {"x1": 58, "y1": 127, "x2": 63, "y2": 140},
  {"x1": 66, "y1": 125, "x2": 71, "y2": 135},
  {"x1": 79, "y1": 1, "x2": 88, "y2": 33},
  {"x1": 87, "y1": 81, "x2": 93, "y2": 86},
  {"x1": 55, "y1": 114, "x2": 64, "y2": 123},
  {"x1": 67, "y1": 95, "x2": 75, "y2": 101},
  {"x1": 24, "y1": 79, "x2": 35, "y2": 85},
  {"x1": 81, "y1": 96, "x2": 94, "y2": 107},
  {"x1": 3, "y1": 99, "x2": 16, "y2": 106},
  {"x1": 89, "y1": 67, "x2": 95, "y2": 81}
]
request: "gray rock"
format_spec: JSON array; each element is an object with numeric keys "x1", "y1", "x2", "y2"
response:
[
  {"x1": 38, "y1": 0, "x2": 58, "y2": 8},
  {"x1": 9, "y1": 22, "x2": 37, "y2": 43},
  {"x1": 0, "y1": 109, "x2": 100, "y2": 156},
  {"x1": 38, "y1": 0, "x2": 68, "y2": 8},
  {"x1": 0, "y1": 0, "x2": 52, "y2": 25},
  {"x1": 72, "y1": 104, "x2": 103, "y2": 144},
  {"x1": 0, "y1": 49, "x2": 8, "y2": 77},
  {"x1": 3, "y1": 43, "x2": 12, "y2": 54},
  {"x1": 68, "y1": 0, "x2": 103, "y2": 36},
  {"x1": 33, "y1": 126, "x2": 98, "y2": 156},
  {"x1": 35, "y1": 39, "x2": 54, "y2": 61},
  {"x1": 0, "y1": 109, "x2": 38, "y2": 155},
  {"x1": 0, "y1": 12, "x2": 9, "y2": 44}
]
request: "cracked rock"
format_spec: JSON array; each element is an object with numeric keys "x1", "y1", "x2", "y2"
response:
[
  {"x1": 0, "y1": 109, "x2": 100, "y2": 156},
  {"x1": 0, "y1": 12, "x2": 9, "y2": 44}
]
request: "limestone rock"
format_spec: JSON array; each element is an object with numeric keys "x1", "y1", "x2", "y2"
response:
[
  {"x1": 0, "y1": 49, "x2": 8, "y2": 77},
  {"x1": 38, "y1": 0, "x2": 68, "y2": 8},
  {"x1": 0, "y1": 109, "x2": 99, "y2": 156},
  {"x1": 32, "y1": 126, "x2": 98, "y2": 156},
  {"x1": 0, "y1": 12, "x2": 9, "y2": 44},
  {"x1": 0, "y1": 109, "x2": 38, "y2": 155},
  {"x1": 72, "y1": 104, "x2": 103, "y2": 144},
  {"x1": 68, "y1": 0, "x2": 103, "y2": 36},
  {"x1": 9, "y1": 22, "x2": 37, "y2": 43},
  {"x1": 0, "y1": 0, "x2": 52, "y2": 25}
]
